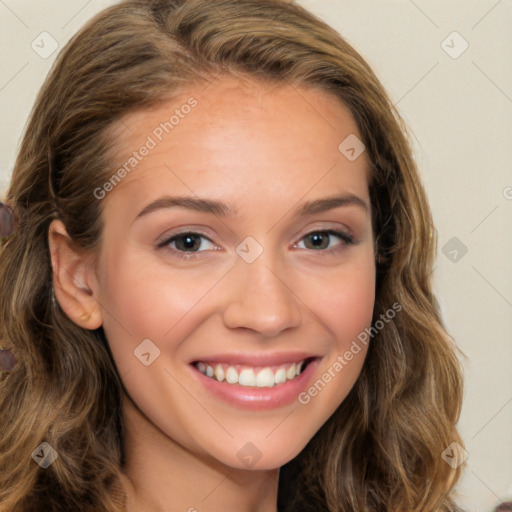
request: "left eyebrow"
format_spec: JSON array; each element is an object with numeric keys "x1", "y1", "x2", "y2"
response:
[{"x1": 296, "y1": 194, "x2": 369, "y2": 216}]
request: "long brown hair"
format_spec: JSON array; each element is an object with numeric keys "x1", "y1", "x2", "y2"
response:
[{"x1": 0, "y1": 0, "x2": 465, "y2": 510}]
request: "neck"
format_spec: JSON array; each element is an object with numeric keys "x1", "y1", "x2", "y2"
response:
[{"x1": 120, "y1": 394, "x2": 280, "y2": 512}]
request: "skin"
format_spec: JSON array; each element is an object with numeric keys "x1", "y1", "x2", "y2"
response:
[{"x1": 48, "y1": 75, "x2": 376, "y2": 512}]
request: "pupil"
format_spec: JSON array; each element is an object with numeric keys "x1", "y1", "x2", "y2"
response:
[
  {"x1": 308, "y1": 232, "x2": 328, "y2": 250},
  {"x1": 177, "y1": 234, "x2": 200, "y2": 251}
]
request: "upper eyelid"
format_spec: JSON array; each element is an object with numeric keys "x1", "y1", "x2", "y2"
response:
[{"x1": 156, "y1": 229, "x2": 213, "y2": 246}]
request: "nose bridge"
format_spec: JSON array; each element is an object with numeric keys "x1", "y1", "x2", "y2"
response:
[{"x1": 221, "y1": 240, "x2": 302, "y2": 336}]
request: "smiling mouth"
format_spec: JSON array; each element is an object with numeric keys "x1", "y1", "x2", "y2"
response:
[{"x1": 192, "y1": 358, "x2": 315, "y2": 388}]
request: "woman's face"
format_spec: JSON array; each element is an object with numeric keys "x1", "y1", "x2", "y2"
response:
[{"x1": 93, "y1": 76, "x2": 375, "y2": 470}]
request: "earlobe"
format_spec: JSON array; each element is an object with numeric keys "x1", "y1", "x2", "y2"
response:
[{"x1": 48, "y1": 219, "x2": 103, "y2": 330}]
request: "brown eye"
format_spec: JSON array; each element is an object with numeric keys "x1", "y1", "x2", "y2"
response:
[
  {"x1": 304, "y1": 232, "x2": 330, "y2": 250},
  {"x1": 298, "y1": 230, "x2": 354, "y2": 251},
  {"x1": 172, "y1": 233, "x2": 204, "y2": 252},
  {"x1": 157, "y1": 231, "x2": 217, "y2": 260}
]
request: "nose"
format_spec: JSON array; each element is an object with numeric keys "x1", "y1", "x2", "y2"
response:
[{"x1": 221, "y1": 251, "x2": 302, "y2": 337}]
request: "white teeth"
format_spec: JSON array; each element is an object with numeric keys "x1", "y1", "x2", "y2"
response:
[
  {"x1": 238, "y1": 368, "x2": 256, "y2": 386},
  {"x1": 286, "y1": 363, "x2": 297, "y2": 380},
  {"x1": 256, "y1": 368, "x2": 274, "y2": 387},
  {"x1": 195, "y1": 359, "x2": 309, "y2": 388},
  {"x1": 215, "y1": 364, "x2": 225, "y2": 382},
  {"x1": 274, "y1": 368, "x2": 286, "y2": 384},
  {"x1": 225, "y1": 366, "x2": 238, "y2": 384}
]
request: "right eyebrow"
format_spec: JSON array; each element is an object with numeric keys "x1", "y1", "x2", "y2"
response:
[{"x1": 133, "y1": 195, "x2": 238, "y2": 225}]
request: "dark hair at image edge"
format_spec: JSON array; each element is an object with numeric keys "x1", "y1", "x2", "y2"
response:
[{"x1": 0, "y1": 0, "x2": 465, "y2": 510}]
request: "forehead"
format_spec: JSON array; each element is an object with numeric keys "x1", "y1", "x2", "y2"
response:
[{"x1": 102, "y1": 76, "x2": 370, "y2": 213}]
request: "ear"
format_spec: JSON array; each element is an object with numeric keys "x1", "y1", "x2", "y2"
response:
[{"x1": 48, "y1": 219, "x2": 103, "y2": 330}]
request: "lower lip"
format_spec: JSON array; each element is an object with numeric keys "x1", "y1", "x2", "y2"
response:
[{"x1": 189, "y1": 358, "x2": 321, "y2": 410}]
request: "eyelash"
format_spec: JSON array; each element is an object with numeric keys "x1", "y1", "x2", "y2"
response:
[{"x1": 156, "y1": 229, "x2": 356, "y2": 260}]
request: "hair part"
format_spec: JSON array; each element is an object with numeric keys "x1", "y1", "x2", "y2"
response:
[{"x1": 0, "y1": 0, "x2": 464, "y2": 510}]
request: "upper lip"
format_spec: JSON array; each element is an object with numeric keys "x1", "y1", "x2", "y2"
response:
[{"x1": 190, "y1": 351, "x2": 320, "y2": 367}]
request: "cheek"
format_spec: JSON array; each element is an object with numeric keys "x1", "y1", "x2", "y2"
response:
[
  {"x1": 97, "y1": 246, "x2": 229, "y2": 369},
  {"x1": 327, "y1": 268, "x2": 375, "y2": 341},
  {"x1": 292, "y1": 257, "x2": 375, "y2": 414},
  {"x1": 325, "y1": 261, "x2": 376, "y2": 378},
  {"x1": 296, "y1": 254, "x2": 376, "y2": 342}
]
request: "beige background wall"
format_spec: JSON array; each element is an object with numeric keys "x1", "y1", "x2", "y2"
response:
[{"x1": 1, "y1": 1, "x2": 511, "y2": 510}]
